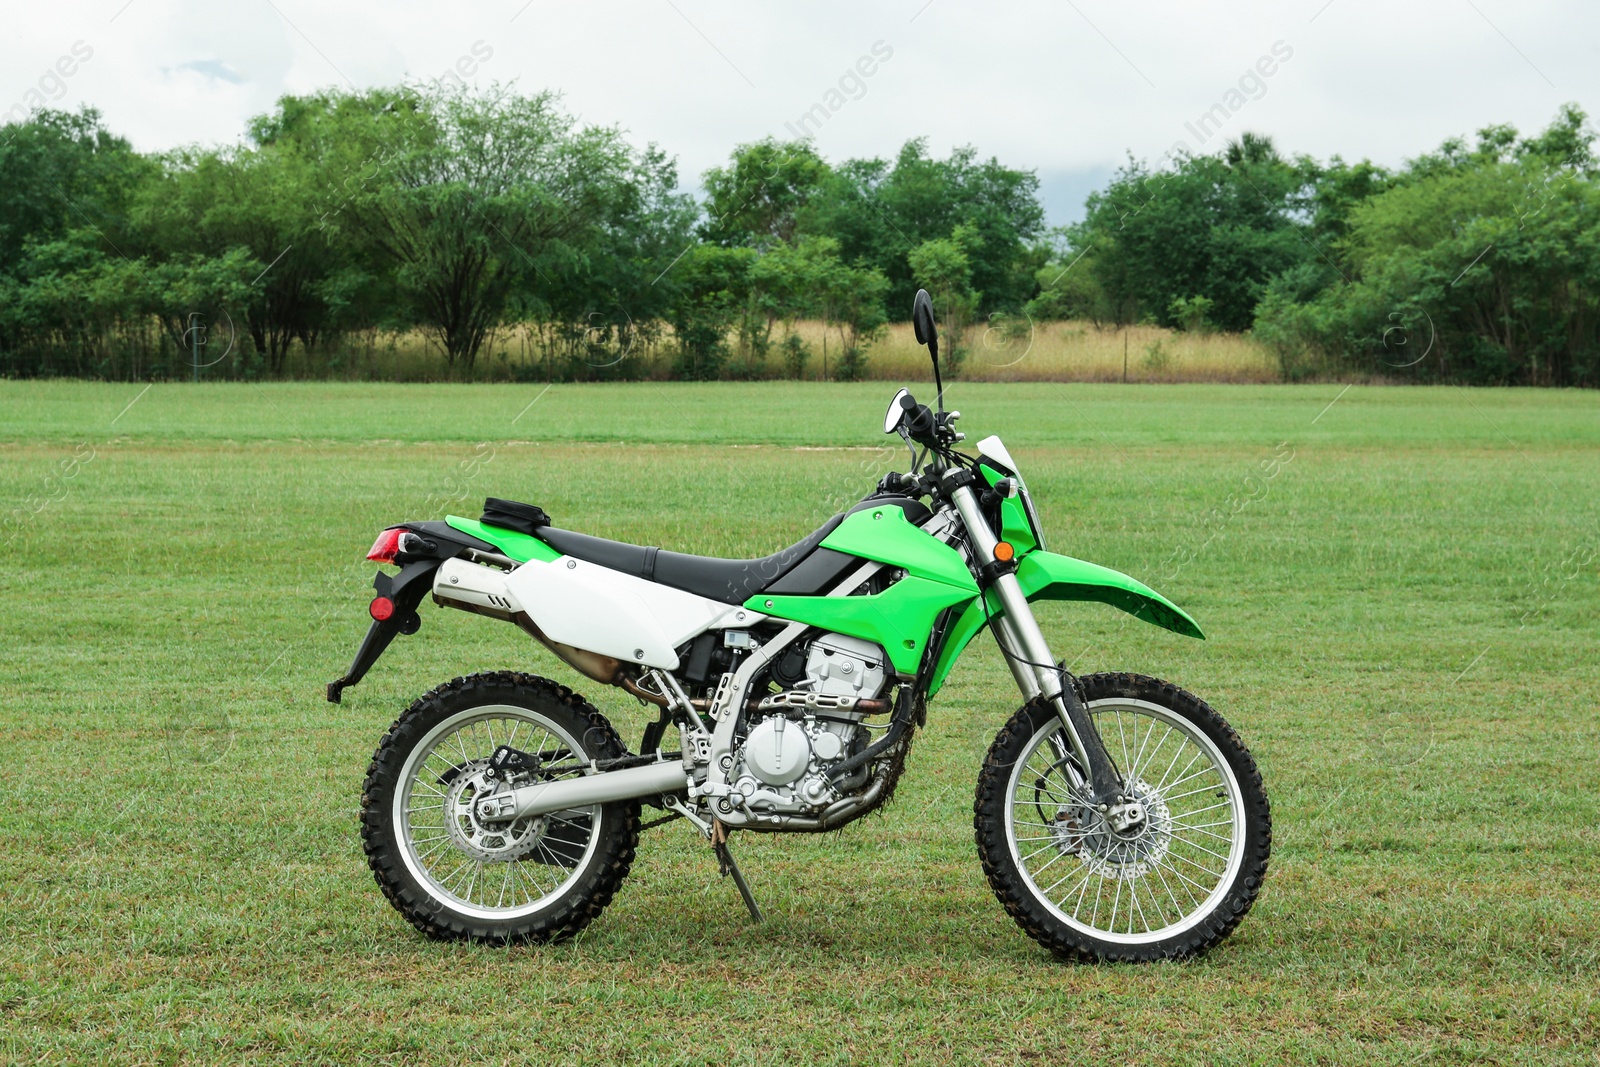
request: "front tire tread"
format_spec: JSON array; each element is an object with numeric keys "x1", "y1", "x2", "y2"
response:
[{"x1": 974, "y1": 672, "x2": 1271, "y2": 962}]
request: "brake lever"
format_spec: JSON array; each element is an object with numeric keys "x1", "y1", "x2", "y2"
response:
[{"x1": 935, "y1": 410, "x2": 965, "y2": 444}]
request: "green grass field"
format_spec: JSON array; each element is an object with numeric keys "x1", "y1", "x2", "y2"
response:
[{"x1": 2, "y1": 379, "x2": 1598, "y2": 1064}]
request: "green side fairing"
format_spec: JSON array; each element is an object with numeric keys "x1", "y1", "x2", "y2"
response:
[
  {"x1": 819, "y1": 504, "x2": 978, "y2": 588},
  {"x1": 755, "y1": 580, "x2": 978, "y2": 676},
  {"x1": 445, "y1": 516, "x2": 560, "y2": 563},
  {"x1": 746, "y1": 505, "x2": 978, "y2": 675}
]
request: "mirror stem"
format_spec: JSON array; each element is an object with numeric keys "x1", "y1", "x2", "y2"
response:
[{"x1": 930, "y1": 341, "x2": 945, "y2": 414}]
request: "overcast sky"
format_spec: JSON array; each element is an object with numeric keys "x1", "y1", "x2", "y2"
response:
[{"x1": 3, "y1": 1, "x2": 1591, "y2": 224}]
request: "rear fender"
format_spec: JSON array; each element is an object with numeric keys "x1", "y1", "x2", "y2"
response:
[
  {"x1": 326, "y1": 520, "x2": 504, "y2": 703},
  {"x1": 326, "y1": 560, "x2": 439, "y2": 703},
  {"x1": 926, "y1": 550, "x2": 1203, "y2": 697}
]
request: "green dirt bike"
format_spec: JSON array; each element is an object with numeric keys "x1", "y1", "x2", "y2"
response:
[{"x1": 330, "y1": 290, "x2": 1271, "y2": 961}]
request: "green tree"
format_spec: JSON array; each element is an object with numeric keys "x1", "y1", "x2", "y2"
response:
[
  {"x1": 135, "y1": 140, "x2": 376, "y2": 375},
  {"x1": 701, "y1": 138, "x2": 829, "y2": 249},
  {"x1": 0, "y1": 107, "x2": 151, "y2": 277},
  {"x1": 799, "y1": 236, "x2": 887, "y2": 381},
  {"x1": 520, "y1": 143, "x2": 695, "y2": 381},
  {"x1": 0, "y1": 108, "x2": 157, "y2": 376},
  {"x1": 1077, "y1": 136, "x2": 1311, "y2": 331},
  {"x1": 825, "y1": 264, "x2": 888, "y2": 382},
  {"x1": 665, "y1": 244, "x2": 754, "y2": 380},
  {"x1": 1168, "y1": 294, "x2": 1214, "y2": 333},
  {"x1": 909, "y1": 225, "x2": 980, "y2": 374},
  {"x1": 798, "y1": 140, "x2": 1044, "y2": 318},
  {"x1": 1255, "y1": 107, "x2": 1600, "y2": 385},
  {"x1": 327, "y1": 84, "x2": 657, "y2": 370},
  {"x1": 1025, "y1": 229, "x2": 1120, "y2": 326},
  {"x1": 0, "y1": 238, "x2": 262, "y2": 379},
  {"x1": 744, "y1": 234, "x2": 844, "y2": 360}
]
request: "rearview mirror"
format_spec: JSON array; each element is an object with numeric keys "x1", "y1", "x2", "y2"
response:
[
  {"x1": 884, "y1": 387, "x2": 911, "y2": 434},
  {"x1": 912, "y1": 289, "x2": 938, "y2": 351},
  {"x1": 912, "y1": 288, "x2": 945, "y2": 413}
]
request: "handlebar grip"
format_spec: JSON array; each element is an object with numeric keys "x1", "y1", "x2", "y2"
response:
[
  {"x1": 904, "y1": 403, "x2": 936, "y2": 445},
  {"x1": 879, "y1": 471, "x2": 913, "y2": 494}
]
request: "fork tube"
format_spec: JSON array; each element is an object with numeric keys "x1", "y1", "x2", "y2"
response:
[
  {"x1": 950, "y1": 486, "x2": 1062, "y2": 699},
  {"x1": 993, "y1": 611, "x2": 1043, "y2": 700},
  {"x1": 950, "y1": 484, "x2": 1122, "y2": 803}
]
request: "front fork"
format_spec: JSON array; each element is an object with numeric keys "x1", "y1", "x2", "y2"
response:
[{"x1": 949, "y1": 483, "x2": 1132, "y2": 815}]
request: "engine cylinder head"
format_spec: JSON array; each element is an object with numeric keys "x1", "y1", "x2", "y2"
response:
[{"x1": 797, "y1": 633, "x2": 888, "y2": 700}]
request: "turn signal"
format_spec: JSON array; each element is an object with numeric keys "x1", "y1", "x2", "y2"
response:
[
  {"x1": 366, "y1": 527, "x2": 403, "y2": 563},
  {"x1": 993, "y1": 541, "x2": 1015, "y2": 562},
  {"x1": 370, "y1": 596, "x2": 396, "y2": 621}
]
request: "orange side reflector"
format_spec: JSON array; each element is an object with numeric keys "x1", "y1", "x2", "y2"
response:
[{"x1": 993, "y1": 541, "x2": 1015, "y2": 562}]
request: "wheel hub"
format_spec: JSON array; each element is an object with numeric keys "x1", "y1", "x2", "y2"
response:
[
  {"x1": 1052, "y1": 778, "x2": 1173, "y2": 880},
  {"x1": 445, "y1": 767, "x2": 546, "y2": 863}
]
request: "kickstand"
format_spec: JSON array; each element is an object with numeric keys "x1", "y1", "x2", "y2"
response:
[{"x1": 711, "y1": 820, "x2": 763, "y2": 923}]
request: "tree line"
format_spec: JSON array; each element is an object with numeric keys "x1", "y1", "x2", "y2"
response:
[
  {"x1": 1, "y1": 85, "x2": 1595, "y2": 386},
  {"x1": 1035, "y1": 105, "x2": 1600, "y2": 386}
]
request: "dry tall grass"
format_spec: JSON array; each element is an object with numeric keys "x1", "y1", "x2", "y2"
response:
[
  {"x1": 271, "y1": 319, "x2": 1280, "y2": 383},
  {"x1": 806, "y1": 320, "x2": 1278, "y2": 384}
]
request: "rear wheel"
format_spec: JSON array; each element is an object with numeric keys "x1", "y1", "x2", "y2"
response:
[
  {"x1": 361, "y1": 671, "x2": 639, "y2": 943},
  {"x1": 975, "y1": 672, "x2": 1270, "y2": 961}
]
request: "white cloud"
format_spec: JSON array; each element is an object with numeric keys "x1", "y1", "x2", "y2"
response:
[{"x1": 1, "y1": 0, "x2": 1590, "y2": 220}]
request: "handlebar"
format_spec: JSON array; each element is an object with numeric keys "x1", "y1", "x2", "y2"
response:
[
  {"x1": 877, "y1": 470, "x2": 920, "y2": 496},
  {"x1": 898, "y1": 392, "x2": 964, "y2": 449},
  {"x1": 899, "y1": 393, "x2": 936, "y2": 446},
  {"x1": 883, "y1": 389, "x2": 977, "y2": 500}
]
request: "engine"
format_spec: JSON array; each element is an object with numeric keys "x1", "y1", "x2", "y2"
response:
[{"x1": 729, "y1": 633, "x2": 892, "y2": 815}]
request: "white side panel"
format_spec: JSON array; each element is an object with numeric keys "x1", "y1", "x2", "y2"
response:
[{"x1": 503, "y1": 558, "x2": 767, "y2": 670}]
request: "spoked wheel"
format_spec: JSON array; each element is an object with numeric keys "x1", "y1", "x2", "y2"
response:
[
  {"x1": 361, "y1": 672, "x2": 639, "y2": 943},
  {"x1": 975, "y1": 673, "x2": 1270, "y2": 961}
]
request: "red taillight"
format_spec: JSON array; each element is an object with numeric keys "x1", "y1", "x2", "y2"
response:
[
  {"x1": 367, "y1": 527, "x2": 403, "y2": 563},
  {"x1": 370, "y1": 596, "x2": 395, "y2": 621}
]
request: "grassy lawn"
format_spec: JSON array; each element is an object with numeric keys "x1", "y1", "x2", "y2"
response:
[{"x1": 1, "y1": 379, "x2": 1597, "y2": 1064}]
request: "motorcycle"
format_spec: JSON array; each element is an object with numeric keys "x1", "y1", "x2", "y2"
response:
[{"x1": 330, "y1": 289, "x2": 1270, "y2": 961}]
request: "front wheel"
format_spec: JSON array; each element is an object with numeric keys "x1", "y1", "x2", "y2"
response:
[
  {"x1": 360, "y1": 671, "x2": 640, "y2": 943},
  {"x1": 975, "y1": 672, "x2": 1270, "y2": 961}
]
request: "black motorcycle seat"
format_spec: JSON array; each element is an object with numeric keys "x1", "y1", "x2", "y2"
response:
[{"x1": 530, "y1": 495, "x2": 931, "y2": 605}]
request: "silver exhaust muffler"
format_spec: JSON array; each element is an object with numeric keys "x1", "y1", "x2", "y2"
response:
[
  {"x1": 475, "y1": 760, "x2": 689, "y2": 821},
  {"x1": 432, "y1": 557, "x2": 522, "y2": 619}
]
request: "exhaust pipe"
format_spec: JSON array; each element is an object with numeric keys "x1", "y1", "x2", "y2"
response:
[
  {"x1": 476, "y1": 760, "x2": 688, "y2": 821},
  {"x1": 433, "y1": 557, "x2": 522, "y2": 619}
]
